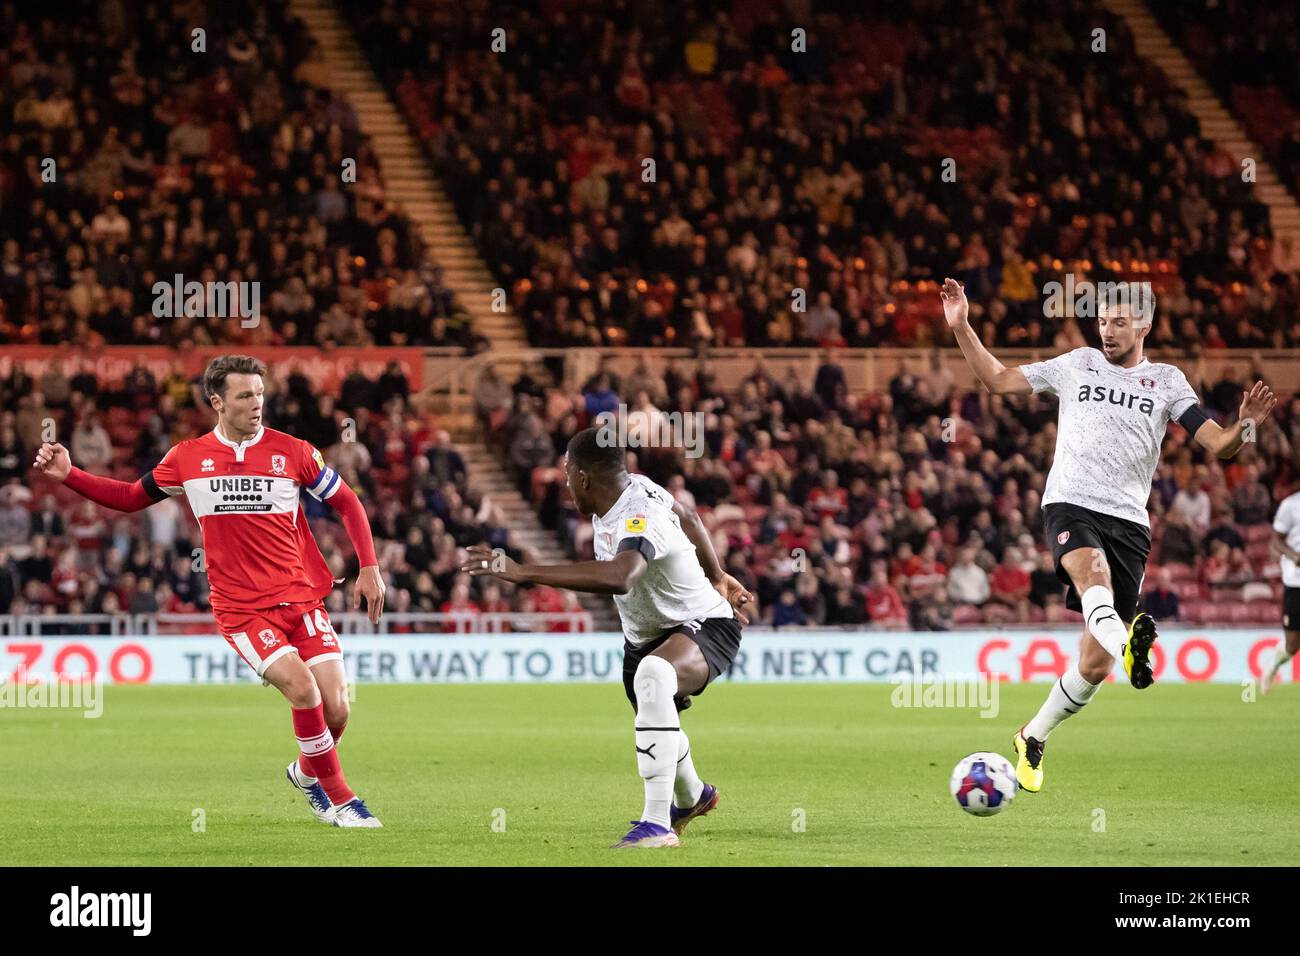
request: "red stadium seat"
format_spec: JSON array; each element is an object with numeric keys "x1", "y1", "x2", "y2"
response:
[
  {"x1": 1228, "y1": 602, "x2": 1255, "y2": 624},
  {"x1": 1247, "y1": 601, "x2": 1278, "y2": 624},
  {"x1": 1246, "y1": 541, "x2": 1272, "y2": 563},
  {"x1": 1245, "y1": 524, "x2": 1275, "y2": 544}
]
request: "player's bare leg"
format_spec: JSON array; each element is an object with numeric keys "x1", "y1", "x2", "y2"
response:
[
  {"x1": 1015, "y1": 548, "x2": 1121, "y2": 791},
  {"x1": 312, "y1": 659, "x2": 350, "y2": 745},
  {"x1": 1259, "y1": 629, "x2": 1299, "y2": 695},
  {"x1": 265, "y1": 654, "x2": 380, "y2": 828}
]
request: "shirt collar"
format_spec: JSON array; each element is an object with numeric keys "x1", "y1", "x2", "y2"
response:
[
  {"x1": 597, "y1": 477, "x2": 636, "y2": 523},
  {"x1": 213, "y1": 423, "x2": 265, "y2": 462}
]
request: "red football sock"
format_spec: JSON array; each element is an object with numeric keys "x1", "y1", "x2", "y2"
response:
[
  {"x1": 330, "y1": 723, "x2": 346, "y2": 745},
  {"x1": 292, "y1": 704, "x2": 355, "y2": 805}
]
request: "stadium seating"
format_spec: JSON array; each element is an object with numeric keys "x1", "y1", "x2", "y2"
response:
[
  {"x1": 481, "y1": 352, "x2": 1296, "y2": 628},
  {"x1": 353, "y1": 0, "x2": 1299, "y2": 352},
  {"x1": 0, "y1": 0, "x2": 476, "y2": 350}
]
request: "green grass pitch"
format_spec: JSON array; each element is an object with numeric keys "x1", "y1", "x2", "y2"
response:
[{"x1": 3, "y1": 682, "x2": 1297, "y2": 866}]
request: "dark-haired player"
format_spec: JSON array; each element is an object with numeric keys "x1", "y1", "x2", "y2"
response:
[
  {"x1": 942, "y1": 278, "x2": 1276, "y2": 792},
  {"x1": 34, "y1": 355, "x2": 385, "y2": 827},
  {"x1": 462, "y1": 426, "x2": 752, "y2": 848}
]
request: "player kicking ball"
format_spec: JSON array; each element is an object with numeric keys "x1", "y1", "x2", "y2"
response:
[
  {"x1": 34, "y1": 355, "x2": 385, "y2": 828},
  {"x1": 461, "y1": 426, "x2": 752, "y2": 848},
  {"x1": 941, "y1": 278, "x2": 1276, "y2": 792}
]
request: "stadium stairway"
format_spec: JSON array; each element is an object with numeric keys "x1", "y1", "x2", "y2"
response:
[
  {"x1": 454, "y1": 443, "x2": 622, "y2": 632},
  {"x1": 1103, "y1": 0, "x2": 1300, "y2": 247},
  {"x1": 287, "y1": 0, "x2": 597, "y2": 627},
  {"x1": 288, "y1": 0, "x2": 534, "y2": 373}
]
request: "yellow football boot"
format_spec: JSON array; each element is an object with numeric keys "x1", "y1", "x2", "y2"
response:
[
  {"x1": 1012, "y1": 727, "x2": 1045, "y2": 793},
  {"x1": 1123, "y1": 613, "x2": 1159, "y2": 689}
]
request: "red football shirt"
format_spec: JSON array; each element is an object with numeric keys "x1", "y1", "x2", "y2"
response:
[{"x1": 145, "y1": 426, "x2": 342, "y2": 612}]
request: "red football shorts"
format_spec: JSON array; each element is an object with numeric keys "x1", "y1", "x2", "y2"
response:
[{"x1": 214, "y1": 600, "x2": 343, "y2": 677}]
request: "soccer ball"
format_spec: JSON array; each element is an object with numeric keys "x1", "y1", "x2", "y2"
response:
[{"x1": 950, "y1": 752, "x2": 1018, "y2": 816}]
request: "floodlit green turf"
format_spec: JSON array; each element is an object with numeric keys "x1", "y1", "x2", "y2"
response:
[{"x1": 2, "y1": 682, "x2": 1297, "y2": 866}]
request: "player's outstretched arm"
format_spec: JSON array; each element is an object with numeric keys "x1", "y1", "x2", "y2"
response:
[
  {"x1": 321, "y1": 481, "x2": 385, "y2": 624},
  {"x1": 32, "y1": 442, "x2": 159, "y2": 512},
  {"x1": 1189, "y1": 381, "x2": 1277, "y2": 459},
  {"x1": 460, "y1": 545, "x2": 647, "y2": 596},
  {"x1": 671, "y1": 497, "x2": 752, "y2": 624},
  {"x1": 941, "y1": 278, "x2": 1032, "y2": 395}
]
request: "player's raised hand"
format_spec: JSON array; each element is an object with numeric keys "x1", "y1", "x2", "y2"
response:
[
  {"x1": 354, "y1": 564, "x2": 386, "y2": 624},
  {"x1": 460, "y1": 545, "x2": 520, "y2": 583},
  {"x1": 1239, "y1": 381, "x2": 1277, "y2": 428},
  {"x1": 33, "y1": 442, "x2": 72, "y2": 482},
  {"x1": 939, "y1": 277, "x2": 969, "y2": 330},
  {"x1": 714, "y1": 572, "x2": 753, "y2": 626}
]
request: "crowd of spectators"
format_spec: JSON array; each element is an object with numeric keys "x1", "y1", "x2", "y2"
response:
[
  {"x1": 1, "y1": 346, "x2": 1294, "y2": 633},
  {"x1": 4, "y1": 0, "x2": 1299, "y2": 635},
  {"x1": 1150, "y1": 0, "x2": 1300, "y2": 204},
  {"x1": 0, "y1": 0, "x2": 476, "y2": 350},
  {"x1": 0, "y1": 359, "x2": 587, "y2": 632},
  {"x1": 482, "y1": 350, "x2": 1298, "y2": 629},
  {"x1": 357, "y1": 0, "x2": 1300, "y2": 358}
]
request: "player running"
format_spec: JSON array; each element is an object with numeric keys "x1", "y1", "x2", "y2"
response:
[
  {"x1": 33, "y1": 355, "x2": 386, "y2": 828},
  {"x1": 1260, "y1": 490, "x2": 1300, "y2": 694},
  {"x1": 941, "y1": 278, "x2": 1276, "y2": 792},
  {"x1": 460, "y1": 426, "x2": 752, "y2": 848}
]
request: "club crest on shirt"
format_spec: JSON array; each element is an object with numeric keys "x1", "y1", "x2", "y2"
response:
[
  {"x1": 1057, "y1": 531, "x2": 1070, "y2": 545},
  {"x1": 270, "y1": 454, "x2": 287, "y2": 476},
  {"x1": 625, "y1": 514, "x2": 647, "y2": 533},
  {"x1": 1139, "y1": 377, "x2": 1155, "y2": 389}
]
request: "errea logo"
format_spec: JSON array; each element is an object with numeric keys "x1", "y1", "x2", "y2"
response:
[
  {"x1": 201, "y1": 458, "x2": 216, "y2": 473},
  {"x1": 50, "y1": 885, "x2": 151, "y2": 936}
]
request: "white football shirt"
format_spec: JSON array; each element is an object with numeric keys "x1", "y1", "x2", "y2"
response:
[
  {"x1": 592, "y1": 473, "x2": 732, "y2": 646},
  {"x1": 1020, "y1": 347, "x2": 1200, "y2": 527},
  {"x1": 1272, "y1": 492, "x2": 1300, "y2": 588}
]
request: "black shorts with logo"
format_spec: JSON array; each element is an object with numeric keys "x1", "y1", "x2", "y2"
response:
[
  {"x1": 621, "y1": 616, "x2": 743, "y2": 712},
  {"x1": 1044, "y1": 502, "x2": 1151, "y2": 623},
  {"x1": 1283, "y1": 587, "x2": 1300, "y2": 631}
]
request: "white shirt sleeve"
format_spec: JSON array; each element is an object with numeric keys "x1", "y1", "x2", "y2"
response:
[
  {"x1": 1276, "y1": 498, "x2": 1297, "y2": 535},
  {"x1": 1019, "y1": 350, "x2": 1076, "y2": 396},
  {"x1": 1165, "y1": 368, "x2": 1201, "y2": 424},
  {"x1": 612, "y1": 501, "x2": 668, "y2": 560}
]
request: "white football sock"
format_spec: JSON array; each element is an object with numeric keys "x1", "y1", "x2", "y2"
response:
[
  {"x1": 1081, "y1": 584, "x2": 1127, "y2": 659},
  {"x1": 1268, "y1": 643, "x2": 1294, "y2": 678},
  {"x1": 633, "y1": 656, "x2": 679, "y2": 829},
  {"x1": 1024, "y1": 666, "x2": 1101, "y2": 740},
  {"x1": 294, "y1": 758, "x2": 318, "y2": 786},
  {"x1": 674, "y1": 730, "x2": 704, "y2": 809}
]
